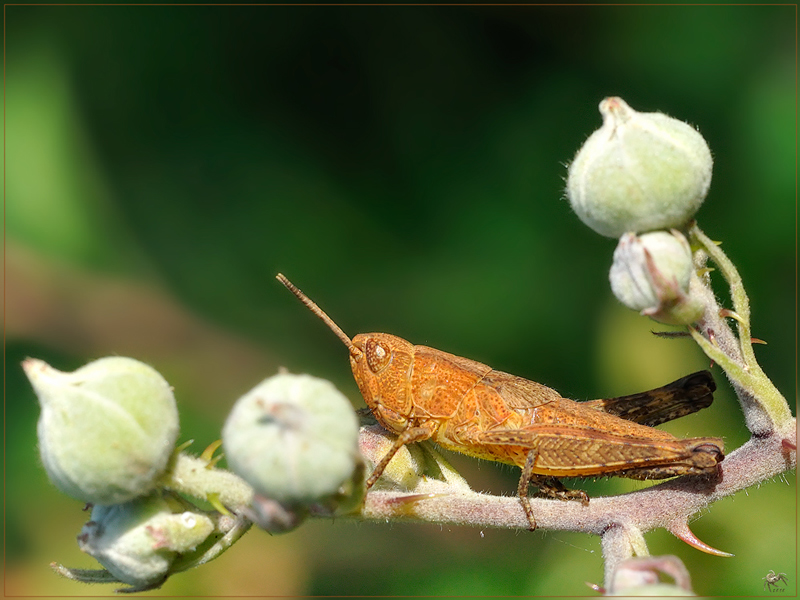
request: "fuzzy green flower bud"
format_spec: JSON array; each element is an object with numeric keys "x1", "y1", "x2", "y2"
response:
[
  {"x1": 23, "y1": 357, "x2": 180, "y2": 505},
  {"x1": 78, "y1": 492, "x2": 215, "y2": 591},
  {"x1": 222, "y1": 372, "x2": 361, "y2": 510},
  {"x1": 567, "y1": 97, "x2": 713, "y2": 238},
  {"x1": 610, "y1": 230, "x2": 703, "y2": 325},
  {"x1": 606, "y1": 555, "x2": 694, "y2": 596}
]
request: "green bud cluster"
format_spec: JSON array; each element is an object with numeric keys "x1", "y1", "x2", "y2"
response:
[
  {"x1": 566, "y1": 97, "x2": 713, "y2": 325},
  {"x1": 26, "y1": 356, "x2": 366, "y2": 588},
  {"x1": 23, "y1": 356, "x2": 248, "y2": 591}
]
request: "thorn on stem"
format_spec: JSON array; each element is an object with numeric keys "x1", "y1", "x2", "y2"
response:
[
  {"x1": 175, "y1": 439, "x2": 194, "y2": 454},
  {"x1": 385, "y1": 492, "x2": 447, "y2": 507},
  {"x1": 667, "y1": 520, "x2": 733, "y2": 557},
  {"x1": 200, "y1": 439, "x2": 223, "y2": 464},
  {"x1": 719, "y1": 308, "x2": 746, "y2": 326},
  {"x1": 694, "y1": 326, "x2": 718, "y2": 369},
  {"x1": 585, "y1": 581, "x2": 605, "y2": 593},
  {"x1": 207, "y1": 492, "x2": 232, "y2": 516}
]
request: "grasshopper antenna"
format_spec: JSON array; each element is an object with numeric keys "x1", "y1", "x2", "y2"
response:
[{"x1": 276, "y1": 274, "x2": 361, "y2": 358}]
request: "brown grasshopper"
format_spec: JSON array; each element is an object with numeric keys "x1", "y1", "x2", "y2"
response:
[{"x1": 276, "y1": 274, "x2": 724, "y2": 529}]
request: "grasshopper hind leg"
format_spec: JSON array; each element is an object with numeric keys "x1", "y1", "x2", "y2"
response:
[{"x1": 517, "y1": 449, "x2": 590, "y2": 531}]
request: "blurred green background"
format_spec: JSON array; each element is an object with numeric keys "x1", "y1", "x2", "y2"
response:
[{"x1": 5, "y1": 4, "x2": 794, "y2": 596}]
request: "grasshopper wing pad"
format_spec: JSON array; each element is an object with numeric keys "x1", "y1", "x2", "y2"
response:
[
  {"x1": 580, "y1": 371, "x2": 716, "y2": 427},
  {"x1": 481, "y1": 369, "x2": 564, "y2": 411}
]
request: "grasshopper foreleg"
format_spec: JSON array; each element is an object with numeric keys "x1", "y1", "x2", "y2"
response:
[{"x1": 365, "y1": 423, "x2": 436, "y2": 489}]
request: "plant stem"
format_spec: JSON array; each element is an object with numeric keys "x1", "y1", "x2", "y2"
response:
[{"x1": 688, "y1": 222, "x2": 792, "y2": 431}]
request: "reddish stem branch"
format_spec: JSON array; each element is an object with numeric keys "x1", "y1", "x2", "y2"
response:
[{"x1": 351, "y1": 424, "x2": 795, "y2": 557}]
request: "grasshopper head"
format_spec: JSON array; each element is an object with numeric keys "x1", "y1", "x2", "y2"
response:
[
  {"x1": 351, "y1": 333, "x2": 415, "y2": 434},
  {"x1": 275, "y1": 275, "x2": 418, "y2": 436}
]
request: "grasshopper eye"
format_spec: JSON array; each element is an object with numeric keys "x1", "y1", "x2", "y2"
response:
[{"x1": 365, "y1": 339, "x2": 392, "y2": 373}]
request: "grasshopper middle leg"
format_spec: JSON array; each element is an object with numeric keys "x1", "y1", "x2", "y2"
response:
[{"x1": 518, "y1": 447, "x2": 590, "y2": 531}]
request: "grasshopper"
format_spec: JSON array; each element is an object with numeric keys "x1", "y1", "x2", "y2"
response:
[{"x1": 277, "y1": 274, "x2": 724, "y2": 529}]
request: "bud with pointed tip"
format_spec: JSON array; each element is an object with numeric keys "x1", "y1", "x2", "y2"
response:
[
  {"x1": 607, "y1": 555, "x2": 694, "y2": 596},
  {"x1": 567, "y1": 97, "x2": 712, "y2": 238},
  {"x1": 23, "y1": 357, "x2": 180, "y2": 505},
  {"x1": 609, "y1": 230, "x2": 703, "y2": 325}
]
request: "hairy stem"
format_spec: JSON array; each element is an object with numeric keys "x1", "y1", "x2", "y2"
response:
[
  {"x1": 159, "y1": 452, "x2": 254, "y2": 512},
  {"x1": 346, "y1": 423, "x2": 795, "y2": 551},
  {"x1": 688, "y1": 223, "x2": 791, "y2": 431}
]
